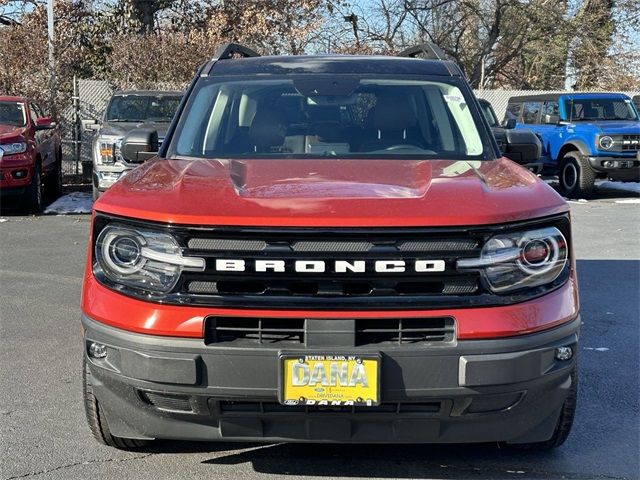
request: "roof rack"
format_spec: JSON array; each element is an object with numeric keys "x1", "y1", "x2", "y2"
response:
[
  {"x1": 397, "y1": 43, "x2": 447, "y2": 61},
  {"x1": 203, "y1": 43, "x2": 261, "y2": 76}
]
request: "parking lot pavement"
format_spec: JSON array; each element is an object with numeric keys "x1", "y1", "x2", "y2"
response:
[{"x1": 1, "y1": 191, "x2": 638, "y2": 480}]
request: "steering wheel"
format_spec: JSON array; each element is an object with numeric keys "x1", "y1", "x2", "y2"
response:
[{"x1": 384, "y1": 144, "x2": 423, "y2": 151}]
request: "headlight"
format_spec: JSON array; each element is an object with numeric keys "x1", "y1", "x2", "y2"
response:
[
  {"x1": 94, "y1": 135, "x2": 122, "y2": 165},
  {"x1": 95, "y1": 224, "x2": 205, "y2": 294},
  {"x1": 598, "y1": 135, "x2": 613, "y2": 150},
  {"x1": 457, "y1": 226, "x2": 568, "y2": 293},
  {"x1": 0, "y1": 142, "x2": 28, "y2": 155}
]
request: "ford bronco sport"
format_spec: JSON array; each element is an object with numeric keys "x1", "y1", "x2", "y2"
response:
[
  {"x1": 506, "y1": 92, "x2": 640, "y2": 198},
  {"x1": 82, "y1": 44, "x2": 579, "y2": 450}
]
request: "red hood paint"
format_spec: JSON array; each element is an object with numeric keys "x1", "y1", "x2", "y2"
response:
[{"x1": 95, "y1": 157, "x2": 568, "y2": 227}]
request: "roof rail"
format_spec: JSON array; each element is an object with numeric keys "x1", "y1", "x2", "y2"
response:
[
  {"x1": 202, "y1": 43, "x2": 261, "y2": 76},
  {"x1": 397, "y1": 43, "x2": 447, "y2": 61},
  {"x1": 213, "y1": 43, "x2": 261, "y2": 61}
]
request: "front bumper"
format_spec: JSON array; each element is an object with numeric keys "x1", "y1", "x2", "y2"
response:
[
  {"x1": 0, "y1": 153, "x2": 34, "y2": 189},
  {"x1": 587, "y1": 154, "x2": 640, "y2": 179},
  {"x1": 83, "y1": 314, "x2": 579, "y2": 444}
]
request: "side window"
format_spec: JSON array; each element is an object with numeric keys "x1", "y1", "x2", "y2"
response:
[
  {"x1": 505, "y1": 102, "x2": 522, "y2": 121},
  {"x1": 522, "y1": 102, "x2": 541, "y2": 124},
  {"x1": 542, "y1": 101, "x2": 559, "y2": 116}
]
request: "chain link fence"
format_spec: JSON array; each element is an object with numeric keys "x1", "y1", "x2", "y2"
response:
[{"x1": 58, "y1": 80, "x2": 639, "y2": 183}]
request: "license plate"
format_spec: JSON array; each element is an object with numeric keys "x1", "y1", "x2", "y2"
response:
[{"x1": 280, "y1": 354, "x2": 380, "y2": 406}]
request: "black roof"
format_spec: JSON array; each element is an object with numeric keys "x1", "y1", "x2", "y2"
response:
[
  {"x1": 207, "y1": 55, "x2": 461, "y2": 77},
  {"x1": 111, "y1": 90, "x2": 183, "y2": 97}
]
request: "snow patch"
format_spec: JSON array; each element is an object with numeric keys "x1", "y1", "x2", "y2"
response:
[
  {"x1": 614, "y1": 198, "x2": 640, "y2": 204},
  {"x1": 0, "y1": 218, "x2": 7, "y2": 223},
  {"x1": 44, "y1": 192, "x2": 93, "y2": 215}
]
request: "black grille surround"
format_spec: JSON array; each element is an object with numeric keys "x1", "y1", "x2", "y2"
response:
[{"x1": 92, "y1": 213, "x2": 571, "y2": 310}]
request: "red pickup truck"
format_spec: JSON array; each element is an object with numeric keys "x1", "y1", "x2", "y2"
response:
[
  {"x1": 0, "y1": 96, "x2": 62, "y2": 212},
  {"x1": 82, "y1": 44, "x2": 579, "y2": 451}
]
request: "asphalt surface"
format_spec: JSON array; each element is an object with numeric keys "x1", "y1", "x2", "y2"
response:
[{"x1": 1, "y1": 187, "x2": 639, "y2": 480}]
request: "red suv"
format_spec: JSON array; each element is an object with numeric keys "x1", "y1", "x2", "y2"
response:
[
  {"x1": 0, "y1": 96, "x2": 62, "y2": 212},
  {"x1": 82, "y1": 44, "x2": 579, "y2": 450}
]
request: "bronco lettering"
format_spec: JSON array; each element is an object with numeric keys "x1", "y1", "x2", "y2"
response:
[{"x1": 215, "y1": 259, "x2": 446, "y2": 273}]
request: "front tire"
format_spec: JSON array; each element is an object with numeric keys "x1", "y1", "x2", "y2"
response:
[
  {"x1": 26, "y1": 165, "x2": 43, "y2": 213},
  {"x1": 559, "y1": 152, "x2": 595, "y2": 199},
  {"x1": 83, "y1": 358, "x2": 150, "y2": 449},
  {"x1": 509, "y1": 366, "x2": 577, "y2": 451}
]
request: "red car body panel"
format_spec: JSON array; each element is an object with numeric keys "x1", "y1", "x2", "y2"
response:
[
  {"x1": 95, "y1": 156, "x2": 568, "y2": 227},
  {"x1": 0, "y1": 95, "x2": 60, "y2": 190},
  {"x1": 83, "y1": 156, "x2": 575, "y2": 340}
]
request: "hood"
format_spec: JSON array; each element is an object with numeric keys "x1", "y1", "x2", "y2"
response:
[
  {"x1": 99, "y1": 121, "x2": 171, "y2": 138},
  {"x1": 95, "y1": 157, "x2": 568, "y2": 227},
  {"x1": 0, "y1": 124, "x2": 26, "y2": 140},
  {"x1": 575, "y1": 121, "x2": 640, "y2": 134}
]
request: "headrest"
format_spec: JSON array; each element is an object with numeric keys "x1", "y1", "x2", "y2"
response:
[
  {"x1": 249, "y1": 109, "x2": 287, "y2": 149},
  {"x1": 373, "y1": 95, "x2": 417, "y2": 131}
]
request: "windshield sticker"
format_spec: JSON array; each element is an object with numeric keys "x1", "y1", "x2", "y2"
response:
[{"x1": 444, "y1": 95, "x2": 464, "y2": 103}]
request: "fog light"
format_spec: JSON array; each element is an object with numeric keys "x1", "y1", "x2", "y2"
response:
[
  {"x1": 88, "y1": 342, "x2": 107, "y2": 359},
  {"x1": 603, "y1": 161, "x2": 613, "y2": 168},
  {"x1": 11, "y1": 169, "x2": 27, "y2": 179},
  {"x1": 555, "y1": 346, "x2": 573, "y2": 361}
]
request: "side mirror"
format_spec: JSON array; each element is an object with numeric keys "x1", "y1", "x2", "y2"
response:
[
  {"x1": 35, "y1": 117, "x2": 55, "y2": 130},
  {"x1": 544, "y1": 114, "x2": 560, "y2": 125},
  {"x1": 502, "y1": 129, "x2": 542, "y2": 164},
  {"x1": 503, "y1": 118, "x2": 517, "y2": 129},
  {"x1": 82, "y1": 119, "x2": 100, "y2": 131},
  {"x1": 121, "y1": 128, "x2": 159, "y2": 163}
]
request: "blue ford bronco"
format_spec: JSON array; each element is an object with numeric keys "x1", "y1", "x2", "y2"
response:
[{"x1": 506, "y1": 92, "x2": 640, "y2": 198}]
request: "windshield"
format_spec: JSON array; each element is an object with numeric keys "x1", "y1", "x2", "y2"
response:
[
  {"x1": 169, "y1": 76, "x2": 489, "y2": 160},
  {"x1": 0, "y1": 101, "x2": 27, "y2": 127},
  {"x1": 106, "y1": 94, "x2": 181, "y2": 122},
  {"x1": 564, "y1": 97, "x2": 639, "y2": 121}
]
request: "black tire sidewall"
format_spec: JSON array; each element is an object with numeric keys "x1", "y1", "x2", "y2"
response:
[
  {"x1": 560, "y1": 152, "x2": 595, "y2": 199},
  {"x1": 27, "y1": 165, "x2": 43, "y2": 213}
]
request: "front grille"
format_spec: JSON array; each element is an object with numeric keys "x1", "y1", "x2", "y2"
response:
[
  {"x1": 178, "y1": 227, "x2": 486, "y2": 309},
  {"x1": 218, "y1": 401, "x2": 441, "y2": 415},
  {"x1": 355, "y1": 317, "x2": 455, "y2": 345},
  {"x1": 205, "y1": 317, "x2": 305, "y2": 345},
  {"x1": 620, "y1": 134, "x2": 640, "y2": 151}
]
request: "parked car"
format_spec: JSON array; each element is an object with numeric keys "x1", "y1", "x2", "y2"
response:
[
  {"x1": 82, "y1": 44, "x2": 579, "y2": 451},
  {"x1": 506, "y1": 92, "x2": 640, "y2": 198},
  {"x1": 0, "y1": 96, "x2": 62, "y2": 212},
  {"x1": 84, "y1": 90, "x2": 183, "y2": 200},
  {"x1": 478, "y1": 98, "x2": 542, "y2": 173}
]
